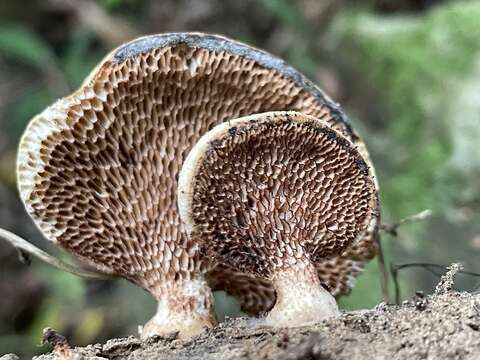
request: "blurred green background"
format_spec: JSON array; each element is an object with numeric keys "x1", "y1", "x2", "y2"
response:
[{"x1": 1, "y1": 0, "x2": 479, "y2": 357}]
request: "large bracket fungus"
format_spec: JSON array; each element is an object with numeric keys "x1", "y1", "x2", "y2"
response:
[
  {"x1": 0, "y1": 32, "x2": 380, "y2": 337},
  {"x1": 178, "y1": 111, "x2": 378, "y2": 326}
]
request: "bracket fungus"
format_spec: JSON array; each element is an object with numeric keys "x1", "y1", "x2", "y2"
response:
[
  {"x1": 178, "y1": 111, "x2": 378, "y2": 326},
  {"x1": 0, "y1": 32, "x2": 380, "y2": 337}
]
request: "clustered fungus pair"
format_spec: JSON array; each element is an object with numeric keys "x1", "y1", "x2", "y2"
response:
[{"x1": 1, "y1": 33, "x2": 380, "y2": 339}]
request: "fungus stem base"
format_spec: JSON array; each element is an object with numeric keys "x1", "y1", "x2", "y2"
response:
[
  {"x1": 141, "y1": 277, "x2": 217, "y2": 339},
  {"x1": 265, "y1": 263, "x2": 339, "y2": 327}
]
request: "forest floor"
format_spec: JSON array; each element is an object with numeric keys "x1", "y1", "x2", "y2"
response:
[{"x1": 31, "y1": 289, "x2": 480, "y2": 360}]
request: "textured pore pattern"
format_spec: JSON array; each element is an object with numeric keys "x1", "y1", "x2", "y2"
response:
[
  {"x1": 189, "y1": 113, "x2": 377, "y2": 279},
  {"x1": 18, "y1": 37, "x2": 349, "y2": 294}
]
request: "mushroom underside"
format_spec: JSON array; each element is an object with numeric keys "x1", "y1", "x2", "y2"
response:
[
  {"x1": 18, "y1": 34, "x2": 356, "y2": 291},
  {"x1": 179, "y1": 111, "x2": 379, "y2": 326},
  {"x1": 11, "y1": 33, "x2": 379, "y2": 336}
]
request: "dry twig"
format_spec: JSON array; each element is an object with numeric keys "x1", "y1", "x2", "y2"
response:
[{"x1": 0, "y1": 227, "x2": 114, "y2": 280}]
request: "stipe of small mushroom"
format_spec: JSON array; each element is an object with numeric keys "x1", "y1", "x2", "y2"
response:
[
  {"x1": 178, "y1": 111, "x2": 378, "y2": 326},
  {"x1": 207, "y1": 231, "x2": 378, "y2": 316},
  {"x1": 0, "y1": 33, "x2": 380, "y2": 338}
]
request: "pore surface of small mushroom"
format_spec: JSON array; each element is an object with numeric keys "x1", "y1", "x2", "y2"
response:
[
  {"x1": 12, "y1": 32, "x2": 378, "y2": 337},
  {"x1": 179, "y1": 111, "x2": 378, "y2": 327}
]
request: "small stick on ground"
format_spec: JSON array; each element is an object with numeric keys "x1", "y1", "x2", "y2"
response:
[
  {"x1": 375, "y1": 231, "x2": 390, "y2": 304},
  {"x1": 0, "y1": 228, "x2": 114, "y2": 280},
  {"x1": 435, "y1": 263, "x2": 464, "y2": 294},
  {"x1": 42, "y1": 328, "x2": 76, "y2": 360},
  {"x1": 380, "y1": 209, "x2": 433, "y2": 237},
  {"x1": 390, "y1": 262, "x2": 480, "y2": 303},
  {"x1": 376, "y1": 209, "x2": 433, "y2": 303}
]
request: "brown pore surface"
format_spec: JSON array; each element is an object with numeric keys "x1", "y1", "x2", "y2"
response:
[
  {"x1": 188, "y1": 113, "x2": 377, "y2": 282},
  {"x1": 18, "y1": 35, "x2": 353, "y2": 295}
]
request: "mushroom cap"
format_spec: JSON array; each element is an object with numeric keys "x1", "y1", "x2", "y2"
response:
[
  {"x1": 178, "y1": 111, "x2": 378, "y2": 281},
  {"x1": 16, "y1": 32, "x2": 377, "y2": 296}
]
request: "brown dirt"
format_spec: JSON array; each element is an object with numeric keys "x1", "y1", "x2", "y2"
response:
[{"x1": 31, "y1": 290, "x2": 480, "y2": 360}]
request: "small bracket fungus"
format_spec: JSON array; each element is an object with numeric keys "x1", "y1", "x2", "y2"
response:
[
  {"x1": 0, "y1": 32, "x2": 380, "y2": 337},
  {"x1": 178, "y1": 111, "x2": 378, "y2": 327}
]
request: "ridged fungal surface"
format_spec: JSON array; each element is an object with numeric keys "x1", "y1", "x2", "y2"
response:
[
  {"x1": 179, "y1": 112, "x2": 377, "y2": 284},
  {"x1": 16, "y1": 33, "x2": 379, "y2": 315}
]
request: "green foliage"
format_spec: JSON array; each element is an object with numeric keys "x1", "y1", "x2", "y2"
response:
[
  {"x1": 332, "y1": 2, "x2": 480, "y2": 218},
  {"x1": 1, "y1": 26, "x2": 103, "y2": 135},
  {"x1": 338, "y1": 261, "x2": 383, "y2": 310},
  {"x1": 256, "y1": 0, "x2": 305, "y2": 32},
  {"x1": 28, "y1": 303, "x2": 63, "y2": 355},
  {"x1": 0, "y1": 23, "x2": 55, "y2": 68},
  {"x1": 286, "y1": 43, "x2": 318, "y2": 77},
  {"x1": 328, "y1": 1, "x2": 480, "y2": 306},
  {"x1": 38, "y1": 265, "x2": 86, "y2": 304},
  {"x1": 97, "y1": 0, "x2": 126, "y2": 9},
  {"x1": 60, "y1": 32, "x2": 103, "y2": 88},
  {"x1": 7, "y1": 87, "x2": 52, "y2": 134},
  {"x1": 74, "y1": 308, "x2": 105, "y2": 344},
  {"x1": 96, "y1": 0, "x2": 142, "y2": 10}
]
